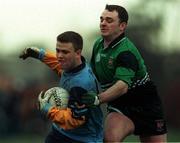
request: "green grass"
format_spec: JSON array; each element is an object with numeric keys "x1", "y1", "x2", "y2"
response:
[
  {"x1": 0, "y1": 135, "x2": 44, "y2": 143},
  {"x1": 124, "y1": 128, "x2": 180, "y2": 142},
  {"x1": 0, "y1": 134, "x2": 44, "y2": 143},
  {"x1": 0, "y1": 128, "x2": 179, "y2": 143}
]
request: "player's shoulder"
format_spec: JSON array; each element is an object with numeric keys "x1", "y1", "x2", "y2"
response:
[
  {"x1": 74, "y1": 65, "x2": 95, "y2": 82},
  {"x1": 115, "y1": 37, "x2": 138, "y2": 53},
  {"x1": 94, "y1": 37, "x2": 103, "y2": 46},
  {"x1": 71, "y1": 69, "x2": 96, "y2": 91},
  {"x1": 123, "y1": 37, "x2": 137, "y2": 49}
]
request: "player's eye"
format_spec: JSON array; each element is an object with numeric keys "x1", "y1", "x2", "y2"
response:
[
  {"x1": 106, "y1": 18, "x2": 114, "y2": 23},
  {"x1": 61, "y1": 50, "x2": 69, "y2": 54},
  {"x1": 100, "y1": 16, "x2": 114, "y2": 24},
  {"x1": 56, "y1": 48, "x2": 60, "y2": 53},
  {"x1": 100, "y1": 17, "x2": 104, "y2": 23}
]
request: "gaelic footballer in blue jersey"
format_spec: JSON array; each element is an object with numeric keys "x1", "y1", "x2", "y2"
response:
[{"x1": 19, "y1": 31, "x2": 103, "y2": 143}]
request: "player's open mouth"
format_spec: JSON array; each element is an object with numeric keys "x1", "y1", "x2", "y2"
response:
[{"x1": 59, "y1": 60, "x2": 66, "y2": 65}]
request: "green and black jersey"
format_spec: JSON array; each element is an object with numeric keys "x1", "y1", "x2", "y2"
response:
[{"x1": 91, "y1": 33, "x2": 150, "y2": 90}]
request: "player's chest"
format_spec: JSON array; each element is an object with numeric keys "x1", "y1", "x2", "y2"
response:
[{"x1": 95, "y1": 48, "x2": 117, "y2": 69}]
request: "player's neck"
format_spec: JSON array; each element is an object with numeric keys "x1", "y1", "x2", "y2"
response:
[
  {"x1": 103, "y1": 32, "x2": 124, "y2": 49},
  {"x1": 103, "y1": 35, "x2": 118, "y2": 49}
]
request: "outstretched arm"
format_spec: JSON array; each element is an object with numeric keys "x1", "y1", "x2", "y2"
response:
[
  {"x1": 41, "y1": 49, "x2": 62, "y2": 76},
  {"x1": 81, "y1": 80, "x2": 128, "y2": 106},
  {"x1": 19, "y1": 47, "x2": 62, "y2": 76}
]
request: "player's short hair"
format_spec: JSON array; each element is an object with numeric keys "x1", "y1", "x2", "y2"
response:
[
  {"x1": 105, "y1": 4, "x2": 129, "y2": 23},
  {"x1": 57, "y1": 31, "x2": 83, "y2": 51}
]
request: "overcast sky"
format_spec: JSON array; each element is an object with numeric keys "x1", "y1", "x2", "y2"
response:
[
  {"x1": 0, "y1": 0, "x2": 137, "y2": 54},
  {"x1": 0, "y1": 0, "x2": 179, "y2": 55}
]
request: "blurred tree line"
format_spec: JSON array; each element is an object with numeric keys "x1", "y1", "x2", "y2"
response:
[
  {"x1": 0, "y1": 0, "x2": 180, "y2": 140},
  {"x1": 127, "y1": 0, "x2": 180, "y2": 130}
]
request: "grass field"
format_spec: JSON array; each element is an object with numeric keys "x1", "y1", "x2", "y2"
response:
[
  {"x1": 124, "y1": 128, "x2": 180, "y2": 142},
  {"x1": 0, "y1": 128, "x2": 179, "y2": 143}
]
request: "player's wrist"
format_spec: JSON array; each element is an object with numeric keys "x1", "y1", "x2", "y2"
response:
[{"x1": 38, "y1": 48, "x2": 46, "y2": 60}]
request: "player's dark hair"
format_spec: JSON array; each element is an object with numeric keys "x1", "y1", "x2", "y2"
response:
[
  {"x1": 57, "y1": 31, "x2": 83, "y2": 51},
  {"x1": 105, "y1": 4, "x2": 128, "y2": 23}
]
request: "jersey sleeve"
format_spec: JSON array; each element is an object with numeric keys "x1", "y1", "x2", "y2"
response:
[
  {"x1": 47, "y1": 107, "x2": 85, "y2": 130},
  {"x1": 46, "y1": 87, "x2": 89, "y2": 130},
  {"x1": 39, "y1": 49, "x2": 62, "y2": 76},
  {"x1": 115, "y1": 51, "x2": 138, "y2": 87}
]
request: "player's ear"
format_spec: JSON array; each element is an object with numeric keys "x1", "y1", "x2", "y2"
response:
[
  {"x1": 76, "y1": 49, "x2": 82, "y2": 55},
  {"x1": 119, "y1": 22, "x2": 127, "y2": 31},
  {"x1": 75, "y1": 49, "x2": 82, "y2": 59}
]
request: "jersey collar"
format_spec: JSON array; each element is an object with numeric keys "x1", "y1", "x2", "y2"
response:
[
  {"x1": 101, "y1": 33, "x2": 126, "y2": 49},
  {"x1": 65, "y1": 56, "x2": 86, "y2": 74}
]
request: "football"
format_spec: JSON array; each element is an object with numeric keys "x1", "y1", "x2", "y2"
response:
[{"x1": 44, "y1": 87, "x2": 69, "y2": 109}]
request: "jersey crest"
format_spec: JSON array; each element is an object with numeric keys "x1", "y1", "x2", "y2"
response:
[{"x1": 107, "y1": 57, "x2": 114, "y2": 68}]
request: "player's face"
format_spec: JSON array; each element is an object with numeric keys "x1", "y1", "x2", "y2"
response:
[
  {"x1": 100, "y1": 10, "x2": 126, "y2": 39},
  {"x1": 56, "y1": 41, "x2": 80, "y2": 71}
]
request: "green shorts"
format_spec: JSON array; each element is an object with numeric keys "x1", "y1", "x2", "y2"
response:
[{"x1": 107, "y1": 81, "x2": 167, "y2": 136}]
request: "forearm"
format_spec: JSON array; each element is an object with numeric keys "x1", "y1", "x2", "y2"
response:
[
  {"x1": 99, "y1": 80, "x2": 128, "y2": 103},
  {"x1": 19, "y1": 47, "x2": 62, "y2": 76},
  {"x1": 39, "y1": 49, "x2": 62, "y2": 76}
]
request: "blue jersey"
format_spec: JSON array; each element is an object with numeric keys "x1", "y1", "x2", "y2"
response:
[
  {"x1": 53, "y1": 62, "x2": 103, "y2": 143},
  {"x1": 39, "y1": 50, "x2": 103, "y2": 142}
]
